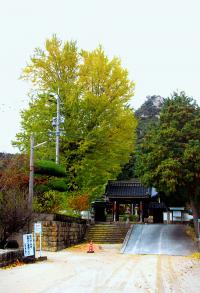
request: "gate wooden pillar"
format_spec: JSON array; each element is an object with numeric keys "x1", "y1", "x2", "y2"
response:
[
  {"x1": 113, "y1": 201, "x2": 116, "y2": 222},
  {"x1": 113, "y1": 201, "x2": 119, "y2": 221},
  {"x1": 140, "y1": 201, "x2": 143, "y2": 222},
  {"x1": 116, "y1": 202, "x2": 119, "y2": 221}
]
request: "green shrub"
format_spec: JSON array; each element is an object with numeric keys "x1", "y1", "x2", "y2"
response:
[
  {"x1": 33, "y1": 190, "x2": 64, "y2": 213},
  {"x1": 47, "y1": 179, "x2": 68, "y2": 192},
  {"x1": 34, "y1": 184, "x2": 50, "y2": 193},
  {"x1": 129, "y1": 214, "x2": 138, "y2": 222},
  {"x1": 35, "y1": 160, "x2": 66, "y2": 177},
  {"x1": 122, "y1": 214, "x2": 138, "y2": 222},
  {"x1": 122, "y1": 214, "x2": 128, "y2": 221},
  {"x1": 59, "y1": 210, "x2": 80, "y2": 218}
]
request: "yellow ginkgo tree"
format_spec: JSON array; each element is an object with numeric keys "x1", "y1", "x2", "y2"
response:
[{"x1": 14, "y1": 35, "x2": 137, "y2": 198}]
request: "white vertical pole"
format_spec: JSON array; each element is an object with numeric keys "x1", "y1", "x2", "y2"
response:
[
  {"x1": 40, "y1": 233, "x2": 42, "y2": 257},
  {"x1": 56, "y1": 88, "x2": 60, "y2": 165},
  {"x1": 131, "y1": 204, "x2": 134, "y2": 215},
  {"x1": 28, "y1": 134, "x2": 34, "y2": 212},
  {"x1": 34, "y1": 232, "x2": 37, "y2": 258},
  {"x1": 135, "y1": 205, "x2": 138, "y2": 216}
]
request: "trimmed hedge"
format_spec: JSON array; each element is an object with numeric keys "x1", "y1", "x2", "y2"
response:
[
  {"x1": 34, "y1": 184, "x2": 50, "y2": 193},
  {"x1": 48, "y1": 179, "x2": 68, "y2": 192},
  {"x1": 35, "y1": 160, "x2": 66, "y2": 177}
]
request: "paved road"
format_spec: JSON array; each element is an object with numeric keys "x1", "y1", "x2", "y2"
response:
[{"x1": 123, "y1": 224, "x2": 197, "y2": 256}]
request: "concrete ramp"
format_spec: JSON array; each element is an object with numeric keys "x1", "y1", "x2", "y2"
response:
[{"x1": 122, "y1": 224, "x2": 197, "y2": 256}]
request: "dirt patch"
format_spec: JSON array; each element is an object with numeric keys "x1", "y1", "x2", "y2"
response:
[
  {"x1": 65, "y1": 242, "x2": 121, "y2": 254},
  {"x1": 1, "y1": 259, "x2": 25, "y2": 270},
  {"x1": 0, "y1": 245, "x2": 199, "y2": 293}
]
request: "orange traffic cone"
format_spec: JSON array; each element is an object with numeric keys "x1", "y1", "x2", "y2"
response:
[{"x1": 87, "y1": 240, "x2": 94, "y2": 253}]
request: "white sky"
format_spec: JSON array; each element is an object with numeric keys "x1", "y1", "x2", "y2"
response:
[{"x1": 0, "y1": 0, "x2": 200, "y2": 153}]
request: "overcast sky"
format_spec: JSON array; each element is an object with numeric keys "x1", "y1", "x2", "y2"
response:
[{"x1": 0, "y1": 0, "x2": 200, "y2": 153}]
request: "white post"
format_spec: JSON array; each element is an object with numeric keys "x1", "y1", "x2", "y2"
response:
[
  {"x1": 131, "y1": 204, "x2": 134, "y2": 215},
  {"x1": 56, "y1": 89, "x2": 60, "y2": 164},
  {"x1": 34, "y1": 233, "x2": 37, "y2": 258},
  {"x1": 135, "y1": 205, "x2": 138, "y2": 216},
  {"x1": 40, "y1": 233, "x2": 42, "y2": 257},
  {"x1": 28, "y1": 134, "x2": 34, "y2": 212}
]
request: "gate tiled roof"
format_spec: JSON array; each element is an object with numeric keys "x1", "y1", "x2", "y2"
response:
[{"x1": 105, "y1": 180, "x2": 151, "y2": 199}]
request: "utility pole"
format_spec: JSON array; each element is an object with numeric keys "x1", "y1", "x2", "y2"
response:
[
  {"x1": 55, "y1": 88, "x2": 60, "y2": 164},
  {"x1": 28, "y1": 134, "x2": 34, "y2": 212},
  {"x1": 28, "y1": 135, "x2": 47, "y2": 213}
]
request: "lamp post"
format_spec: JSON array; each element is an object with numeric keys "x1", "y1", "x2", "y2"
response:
[
  {"x1": 50, "y1": 89, "x2": 60, "y2": 165},
  {"x1": 55, "y1": 89, "x2": 60, "y2": 165},
  {"x1": 28, "y1": 134, "x2": 47, "y2": 212}
]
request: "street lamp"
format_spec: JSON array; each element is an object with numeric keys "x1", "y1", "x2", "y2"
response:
[
  {"x1": 28, "y1": 134, "x2": 47, "y2": 212},
  {"x1": 49, "y1": 89, "x2": 60, "y2": 165}
]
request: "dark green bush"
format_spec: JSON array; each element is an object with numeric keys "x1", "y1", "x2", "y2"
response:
[
  {"x1": 129, "y1": 214, "x2": 138, "y2": 222},
  {"x1": 34, "y1": 184, "x2": 50, "y2": 193},
  {"x1": 47, "y1": 179, "x2": 68, "y2": 192},
  {"x1": 35, "y1": 160, "x2": 66, "y2": 177},
  {"x1": 123, "y1": 214, "x2": 138, "y2": 222}
]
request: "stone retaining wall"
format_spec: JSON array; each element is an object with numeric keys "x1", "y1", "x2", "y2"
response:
[
  {"x1": 0, "y1": 214, "x2": 87, "y2": 268},
  {"x1": 35, "y1": 219, "x2": 87, "y2": 251}
]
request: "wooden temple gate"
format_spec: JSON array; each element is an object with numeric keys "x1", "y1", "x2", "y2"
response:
[
  {"x1": 105, "y1": 180, "x2": 151, "y2": 222},
  {"x1": 91, "y1": 179, "x2": 168, "y2": 223}
]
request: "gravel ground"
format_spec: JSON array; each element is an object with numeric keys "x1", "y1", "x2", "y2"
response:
[{"x1": 0, "y1": 244, "x2": 199, "y2": 293}]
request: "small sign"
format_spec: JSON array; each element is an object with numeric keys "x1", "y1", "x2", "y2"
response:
[
  {"x1": 23, "y1": 234, "x2": 34, "y2": 257},
  {"x1": 34, "y1": 222, "x2": 42, "y2": 234},
  {"x1": 198, "y1": 219, "x2": 200, "y2": 223},
  {"x1": 34, "y1": 222, "x2": 43, "y2": 257}
]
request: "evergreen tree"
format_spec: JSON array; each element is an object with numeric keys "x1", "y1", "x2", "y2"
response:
[
  {"x1": 118, "y1": 95, "x2": 164, "y2": 180},
  {"x1": 136, "y1": 92, "x2": 200, "y2": 231}
]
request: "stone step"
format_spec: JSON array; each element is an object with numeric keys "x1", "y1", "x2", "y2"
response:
[
  {"x1": 85, "y1": 222, "x2": 130, "y2": 244},
  {"x1": 88, "y1": 237, "x2": 124, "y2": 240},
  {"x1": 90, "y1": 224, "x2": 128, "y2": 227},
  {"x1": 88, "y1": 233, "x2": 128, "y2": 236},
  {"x1": 87, "y1": 233, "x2": 127, "y2": 236},
  {"x1": 88, "y1": 236, "x2": 126, "y2": 238},
  {"x1": 89, "y1": 236, "x2": 124, "y2": 240},
  {"x1": 88, "y1": 226, "x2": 129, "y2": 229},
  {"x1": 87, "y1": 229, "x2": 128, "y2": 232},
  {"x1": 89, "y1": 229, "x2": 127, "y2": 232},
  {"x1": 89, "y1": 239, "x2": 124, "y2": 242}
]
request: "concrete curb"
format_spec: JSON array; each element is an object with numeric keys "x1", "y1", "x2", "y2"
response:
[{"x1": 120, "y1": 225, "x2": 133, "y2": 254}]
